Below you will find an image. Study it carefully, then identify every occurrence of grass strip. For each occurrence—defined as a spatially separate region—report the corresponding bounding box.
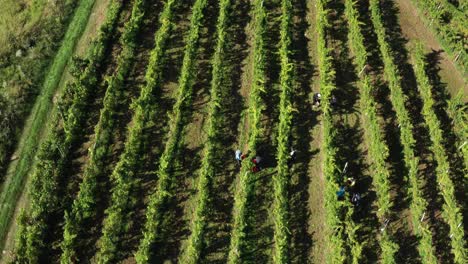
[0,0,96,253]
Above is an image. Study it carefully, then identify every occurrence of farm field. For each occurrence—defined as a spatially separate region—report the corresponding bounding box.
[0,0,466,263]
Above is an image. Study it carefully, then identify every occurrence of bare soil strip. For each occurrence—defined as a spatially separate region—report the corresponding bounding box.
[395,0,466,97]
[304,1,327,262]
[148,0,221,261]
[288,0,316,263]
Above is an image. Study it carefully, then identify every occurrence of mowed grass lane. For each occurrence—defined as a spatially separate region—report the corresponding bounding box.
[0,0,96,252]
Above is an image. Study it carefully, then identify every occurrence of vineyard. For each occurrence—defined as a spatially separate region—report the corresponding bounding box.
[0,0,466,263]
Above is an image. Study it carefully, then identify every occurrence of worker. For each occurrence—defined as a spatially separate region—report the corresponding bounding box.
[313,92,321,107]
[235,149,242,165]
[288,147,296,167]
[351,192,361,206]
[253,156,262,165]
[252,165,260,173]
[290,148,296,160]
[336,186,346,200]
[252,155,262,172]
[330,95,337,108]
[346,177,356,188]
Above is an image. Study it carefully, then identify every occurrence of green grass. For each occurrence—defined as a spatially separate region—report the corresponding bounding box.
[0,0,49,55]
[0,0,96,252]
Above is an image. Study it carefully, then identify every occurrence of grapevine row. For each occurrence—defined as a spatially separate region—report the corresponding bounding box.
[410,0,467,76]
[447,94,468,172]
[59,0,148,262]
[179,0,231,262]
[344,0,401,262]
[317,1,365,262]
[12,1,124,262]
[134,0,208,262]
[92,0,177,262]
[226,0,267,262]
[272,0,294,262]
[437,0,468,37]
[368,0,442,262]
[0,0,96,253]
[316,0,345,261]
[61,1,150,263]
[412,43,466,263]
[317,0,349,261]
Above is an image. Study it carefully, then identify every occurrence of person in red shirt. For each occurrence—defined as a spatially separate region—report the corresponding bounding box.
[251,156,262,172]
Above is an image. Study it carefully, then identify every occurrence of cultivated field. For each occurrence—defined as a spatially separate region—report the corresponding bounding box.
[0,0,466,263]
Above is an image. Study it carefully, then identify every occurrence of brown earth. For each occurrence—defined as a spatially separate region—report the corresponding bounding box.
[395,0,467,98]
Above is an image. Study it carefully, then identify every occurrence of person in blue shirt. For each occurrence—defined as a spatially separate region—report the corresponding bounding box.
[235,149,242,165]
[336,186,346,200]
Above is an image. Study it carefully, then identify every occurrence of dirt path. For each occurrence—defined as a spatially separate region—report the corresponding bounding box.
[115,2,195,263]
[302,1,327,263]
[238,0,285,262]
[73,0,169,261]
[328,0,382,261]
[114,0,221,262]
[356,0,421,261]
[395,0,467,98]
[198,1,252,262]
[287,0,316,263]
[0,0,112,262]
[154,0,220,261]
[389,1,461,262]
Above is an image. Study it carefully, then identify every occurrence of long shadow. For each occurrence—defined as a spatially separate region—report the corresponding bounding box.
[110,0,196,261]
[365,0,454,262]
[240,0,284,262]
[79,0,167,261]
[132,0,192,225]
[380,1,456,262]
[424,50,467,236]
[354,0,421,262]
[287,0,316,263]
[145,0,223,261]
[39,0,142,261]
[201,1,251,263]
[328,0,379,262]
[261,0,282,147]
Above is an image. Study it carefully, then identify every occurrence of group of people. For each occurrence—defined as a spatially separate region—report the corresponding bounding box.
[235,149,262,172]
[235,147,297,173]
[337,177,361,207]
[313,92,337,108]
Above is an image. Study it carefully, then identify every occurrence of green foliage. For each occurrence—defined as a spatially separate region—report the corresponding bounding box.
[316,1,363,263]
[134,0,206,261]
[0,0,95,254]
[344,0,400,262]
[133,0,208,262]
[226,0,266,262]
[447,92,468,172]
[368,1,441,262]
[94,0,177,263]
[57,1,127,262]
[0,0,77,183]
[410,0,467,77]
[271,0,294,262]
[413,42,466,263]
[11,0,123,262]
[179,0,231,262]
